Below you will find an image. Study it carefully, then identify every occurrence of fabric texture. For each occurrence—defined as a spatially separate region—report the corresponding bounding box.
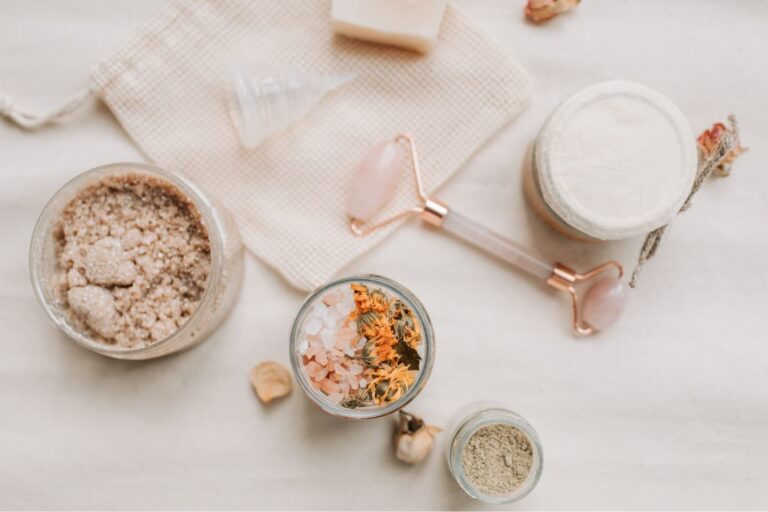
[91,0,530,291]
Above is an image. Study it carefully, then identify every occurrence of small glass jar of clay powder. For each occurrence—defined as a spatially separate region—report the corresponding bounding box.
[524,80,698,241]
[448,403,543,504]
[290,275,434,419]
[30,162,244,360]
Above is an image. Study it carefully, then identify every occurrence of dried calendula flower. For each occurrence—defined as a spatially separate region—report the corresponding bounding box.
[525,0,580,23]
[250,361,293,403]
[389,299,422,349]
[697,115,747,177]
[367,364,415,405]
[394,411,442,464]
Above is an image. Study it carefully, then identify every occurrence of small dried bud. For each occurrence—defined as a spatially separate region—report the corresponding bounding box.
[394,411,442,464]
[525,0,580,23]
[250,361,292,403]
[697,116,747,177]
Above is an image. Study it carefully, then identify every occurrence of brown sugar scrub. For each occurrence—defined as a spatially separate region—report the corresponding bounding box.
[52,173,212,349]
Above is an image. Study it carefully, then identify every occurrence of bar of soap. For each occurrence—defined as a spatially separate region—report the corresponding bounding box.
[331,0,448,53]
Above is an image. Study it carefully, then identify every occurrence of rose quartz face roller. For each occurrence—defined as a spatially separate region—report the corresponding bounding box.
[347,134,628,335]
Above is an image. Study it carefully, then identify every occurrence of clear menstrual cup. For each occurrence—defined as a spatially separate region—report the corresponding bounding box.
[229,64,355,149]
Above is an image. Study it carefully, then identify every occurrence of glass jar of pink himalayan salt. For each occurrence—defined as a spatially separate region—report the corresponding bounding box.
[30,162,244,360]
[289,275,435,419]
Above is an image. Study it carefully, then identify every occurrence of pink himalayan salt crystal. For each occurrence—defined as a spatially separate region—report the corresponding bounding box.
[336,326,357,348]
[299,285,372,405]
[314,367,329,382]
[296,337,309,355]
[582,277,628,331]
[321,379,340,395]
[322,289,343,307]
[347,363,364,375]
[336,301,353,317]
[346,141,405,222]
[322,309,338,329]
[305,361,321,379]
[307,336,322,351]
[320,328,335,350]
[304,315,323,335]
[359,378,367,388]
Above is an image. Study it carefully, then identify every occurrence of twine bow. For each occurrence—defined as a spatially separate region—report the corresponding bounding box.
[629,116,744,287]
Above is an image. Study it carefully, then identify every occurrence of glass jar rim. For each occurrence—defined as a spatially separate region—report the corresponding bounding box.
[448,407,544,504]
[29,161,225,356]
[289,274,435,420]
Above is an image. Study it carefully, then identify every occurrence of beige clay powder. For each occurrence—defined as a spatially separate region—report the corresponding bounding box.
[461,423,534,497]
[53,173,211,349]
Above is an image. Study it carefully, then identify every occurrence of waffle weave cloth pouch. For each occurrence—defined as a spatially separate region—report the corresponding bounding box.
[7,0,531,290]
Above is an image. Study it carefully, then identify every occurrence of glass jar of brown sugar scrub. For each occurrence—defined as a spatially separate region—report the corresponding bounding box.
[447,403,543,504]
[30,162,244,360]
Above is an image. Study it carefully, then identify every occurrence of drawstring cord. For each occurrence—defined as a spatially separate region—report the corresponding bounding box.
[0,89,93,130]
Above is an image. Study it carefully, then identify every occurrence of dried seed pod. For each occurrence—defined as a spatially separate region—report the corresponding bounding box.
[250,361,293,403]
[525,0,580,23]
[394,410,441,464]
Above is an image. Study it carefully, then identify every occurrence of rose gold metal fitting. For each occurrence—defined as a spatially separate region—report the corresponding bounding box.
[349,133,447,236]
[546,260,624,336]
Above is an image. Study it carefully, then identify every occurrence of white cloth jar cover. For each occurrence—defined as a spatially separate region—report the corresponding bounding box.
[86,0,531,291]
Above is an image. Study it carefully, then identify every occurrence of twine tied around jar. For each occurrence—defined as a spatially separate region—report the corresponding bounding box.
[630,115,746,288]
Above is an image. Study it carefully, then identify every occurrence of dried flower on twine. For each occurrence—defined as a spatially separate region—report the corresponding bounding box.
[630,115,746,287]
[697,117,748,177]
[525,0,580,23]
[394,411,442,464]
[250,361,293,403]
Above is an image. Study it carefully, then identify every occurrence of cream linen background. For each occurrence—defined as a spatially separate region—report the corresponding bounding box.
[90,0,530,291]
[1,1,767,510]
